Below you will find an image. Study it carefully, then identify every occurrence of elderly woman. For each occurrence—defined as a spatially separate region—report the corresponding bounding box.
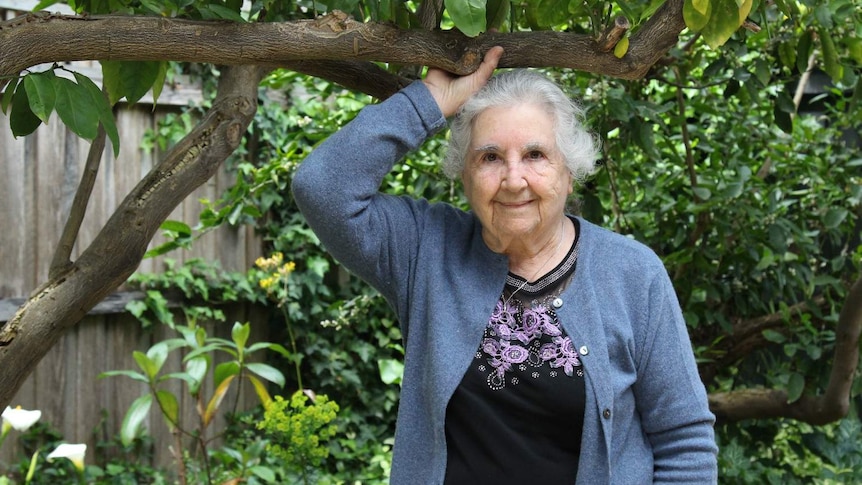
[291,48,718,484]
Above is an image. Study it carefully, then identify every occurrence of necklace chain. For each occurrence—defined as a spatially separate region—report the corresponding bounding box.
[503,219,567,307]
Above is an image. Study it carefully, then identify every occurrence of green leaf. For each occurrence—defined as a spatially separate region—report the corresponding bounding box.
[817,27,843,82]
[10,81,42,137]
[1,77,18,115]
[214,360,241,388]
[184,356,209,395]
[24,71,57,124]
[133,351,159,380]
[692,186,712,200]
[198,4,247,21]
[796,30,813,74]
[53,77,100,140]
[786,372,805,403]
[692,0,709,15]
[699,0,751,48]
[97,369,150,384]
[231,321,251,353]
[73,72,120,156]
[155,390,179,430]
[822,207,848,229]
[32,0,63,10]
[121,394,153,446]
[147,341,174,373]
[485,0,510,31]
[245,362,286,387]
[762,329,786,343]
[378,358,404,385]
[101,60,162,106]
[683,0,711,31]
[250,465,276,482]
[526,0,570,29]
[246,341,290,357]
[160,220,192,236]
[151,61,168,106]
[445,0,486,37]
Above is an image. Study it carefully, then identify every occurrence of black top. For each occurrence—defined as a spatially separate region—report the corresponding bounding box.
[444,218,586,484]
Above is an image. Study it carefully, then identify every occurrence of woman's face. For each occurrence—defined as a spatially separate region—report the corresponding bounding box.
[461,102,573,252]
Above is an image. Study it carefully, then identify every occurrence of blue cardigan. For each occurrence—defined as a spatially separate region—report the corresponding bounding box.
[291,80,718,484]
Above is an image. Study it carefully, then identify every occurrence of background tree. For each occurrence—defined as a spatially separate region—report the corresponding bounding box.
[0,0,859,459]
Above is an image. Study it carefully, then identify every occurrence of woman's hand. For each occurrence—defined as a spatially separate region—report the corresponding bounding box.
[423,46,504,118]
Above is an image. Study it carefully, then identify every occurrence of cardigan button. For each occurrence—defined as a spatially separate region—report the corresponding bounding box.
[603,409,611,419]
[579,345,589,356]
[552,298,563,309]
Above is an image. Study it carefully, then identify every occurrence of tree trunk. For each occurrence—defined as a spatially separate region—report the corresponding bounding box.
[0,65,264,408]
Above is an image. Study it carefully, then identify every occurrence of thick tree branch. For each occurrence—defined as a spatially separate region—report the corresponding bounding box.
[709,276,862,424]
[0,0,688,96]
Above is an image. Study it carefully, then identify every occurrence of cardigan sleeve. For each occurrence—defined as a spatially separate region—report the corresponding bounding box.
[634,269,719,483]
[290,81,447,304]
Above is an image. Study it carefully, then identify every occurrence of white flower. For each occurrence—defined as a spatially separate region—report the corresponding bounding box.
[1,406,41,432]
[47,443,87,471]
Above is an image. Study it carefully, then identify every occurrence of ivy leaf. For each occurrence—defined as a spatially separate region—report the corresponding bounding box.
[10,80,43,137]
[53,77,100,141]
[378,358,404,385]
[24,71,57,124]
[445,0,486,37]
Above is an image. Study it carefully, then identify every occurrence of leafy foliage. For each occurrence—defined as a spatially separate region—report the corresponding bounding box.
[3,0,862,480]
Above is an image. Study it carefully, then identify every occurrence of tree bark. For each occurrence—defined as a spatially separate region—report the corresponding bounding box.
[0,64,263,408]
[0,0,688,97]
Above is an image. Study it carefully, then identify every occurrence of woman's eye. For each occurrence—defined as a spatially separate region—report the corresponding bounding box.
[482,153,500,163]
[527,150,544,160]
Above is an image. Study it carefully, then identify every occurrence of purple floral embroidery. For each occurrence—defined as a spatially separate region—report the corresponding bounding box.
[489,299,519,340]
[522,306,560,341]
[478,295,583,390]
[539,336,580,376]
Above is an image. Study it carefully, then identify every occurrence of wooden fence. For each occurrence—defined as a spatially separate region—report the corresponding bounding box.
[1,1,268,471]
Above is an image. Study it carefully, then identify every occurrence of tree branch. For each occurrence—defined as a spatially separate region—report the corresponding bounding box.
[0,1,688,96]
[709,276,862,424]
[49,119,106,279]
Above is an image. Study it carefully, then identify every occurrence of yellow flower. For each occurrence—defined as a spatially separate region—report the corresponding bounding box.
[278,261,296,277]
[47,443,87,472]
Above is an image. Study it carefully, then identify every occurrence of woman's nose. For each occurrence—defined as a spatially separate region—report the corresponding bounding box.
[501,159,528,190]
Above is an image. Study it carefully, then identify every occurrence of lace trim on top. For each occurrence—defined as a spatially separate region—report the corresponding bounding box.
[503,218,581,305]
